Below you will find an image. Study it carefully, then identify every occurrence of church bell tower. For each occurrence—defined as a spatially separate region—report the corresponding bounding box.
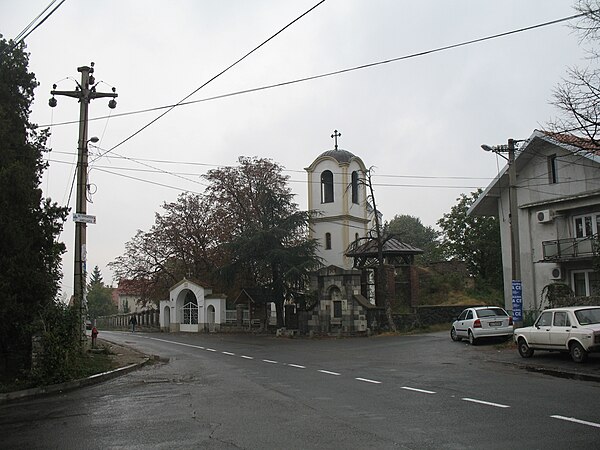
[305,130,370,269]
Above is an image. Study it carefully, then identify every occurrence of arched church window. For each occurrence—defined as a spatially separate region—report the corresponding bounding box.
[351,171,359,204]
[325,232,332,250]
[182,290,198,325]
[321,170,334,203]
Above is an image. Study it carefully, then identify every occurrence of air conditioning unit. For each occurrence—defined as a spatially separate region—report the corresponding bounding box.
[537,209,554,223]
[550,265,564,280]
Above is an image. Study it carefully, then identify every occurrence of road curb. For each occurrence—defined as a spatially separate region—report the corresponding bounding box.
[495,360,600,383]
[0,353,155,405]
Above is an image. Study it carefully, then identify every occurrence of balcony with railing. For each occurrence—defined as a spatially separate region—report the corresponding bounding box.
[542,234,599,261]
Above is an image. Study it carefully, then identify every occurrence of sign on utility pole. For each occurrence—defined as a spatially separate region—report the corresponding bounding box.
[73,213,97,224]
[49,63,117,343]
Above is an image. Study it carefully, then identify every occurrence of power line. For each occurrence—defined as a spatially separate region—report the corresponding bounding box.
[53,149,497,181]
[47,157,484,192]
[13,0,59,42]
[92,149,209,188]
[48,155,486,187]
[41,10,592,130]
[7,0,67,52]
[92,0,327,162]
[92,167,203,194]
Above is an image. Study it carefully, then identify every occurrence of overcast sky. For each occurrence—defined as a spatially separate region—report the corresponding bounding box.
[2,1,589,297]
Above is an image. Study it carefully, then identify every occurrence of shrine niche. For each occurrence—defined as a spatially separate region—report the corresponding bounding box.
[159,278,226,333]
[304,265,381,334]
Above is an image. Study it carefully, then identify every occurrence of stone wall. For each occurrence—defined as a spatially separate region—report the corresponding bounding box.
[97,310,160,331]
[391,305,483,331]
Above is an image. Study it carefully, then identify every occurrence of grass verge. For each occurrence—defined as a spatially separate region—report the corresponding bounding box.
[0,345,115,394]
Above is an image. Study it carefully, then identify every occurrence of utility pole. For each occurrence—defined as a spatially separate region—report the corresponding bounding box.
[49,62,117,343]
[481,138,523,327]
[507,138,523,327]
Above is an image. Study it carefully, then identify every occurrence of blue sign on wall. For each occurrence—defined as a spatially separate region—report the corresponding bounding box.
[512,280,523,321]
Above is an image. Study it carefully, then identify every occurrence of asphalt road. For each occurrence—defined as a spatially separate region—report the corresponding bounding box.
[2,330,600,449]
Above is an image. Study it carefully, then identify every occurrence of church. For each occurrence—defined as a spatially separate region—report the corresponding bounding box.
[301,130,383,334]
[158,130,421,334]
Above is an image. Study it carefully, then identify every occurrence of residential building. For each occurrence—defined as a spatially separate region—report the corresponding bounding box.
[114,279,150,313]
[469,130,600,315]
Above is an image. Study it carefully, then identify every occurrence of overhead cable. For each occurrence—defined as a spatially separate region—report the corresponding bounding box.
[42,10,593,130]
[92,0,327,162]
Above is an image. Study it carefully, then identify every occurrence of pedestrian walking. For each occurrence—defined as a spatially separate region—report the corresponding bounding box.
[129,315,137,332]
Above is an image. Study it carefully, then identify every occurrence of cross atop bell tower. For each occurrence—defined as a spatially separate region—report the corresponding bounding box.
[331,129,341,150]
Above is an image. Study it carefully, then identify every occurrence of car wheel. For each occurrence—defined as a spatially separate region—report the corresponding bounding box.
[570,342,588,363]
[468,330,477,345]
[450,327,461,342]
[517,338,534,358]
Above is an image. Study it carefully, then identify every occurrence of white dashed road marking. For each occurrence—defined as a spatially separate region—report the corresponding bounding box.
[401,386,436,394]
[355,377,382,384]
[150,337,204,350]
[462,398,510,408]
[287,364,306,369]
[262,359,278,364]
[222,352,235,356]
[318,370,341,376]
[241,355,254,360]
[551,415,600,428]
[206,348,216,352]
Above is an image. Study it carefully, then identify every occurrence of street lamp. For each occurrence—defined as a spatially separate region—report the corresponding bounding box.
[481,139,523,327]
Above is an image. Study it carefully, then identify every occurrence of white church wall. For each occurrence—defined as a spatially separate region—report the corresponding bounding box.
[160,280,227,333]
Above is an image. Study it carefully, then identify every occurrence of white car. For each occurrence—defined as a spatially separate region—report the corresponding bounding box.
[451,307,514,345]
[514,306,600,363]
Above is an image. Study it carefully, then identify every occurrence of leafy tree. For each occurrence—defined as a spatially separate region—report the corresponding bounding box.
[0,36,69,376]
[385,214,442,262]
[110,192,218,304]
[437,190,502,289]
[111,157,321,327]
[550,1,600,144]
[86,266,116,319]
[204,157,321,327]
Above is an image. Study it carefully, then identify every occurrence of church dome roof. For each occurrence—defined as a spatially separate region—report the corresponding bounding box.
[318,148,356,163]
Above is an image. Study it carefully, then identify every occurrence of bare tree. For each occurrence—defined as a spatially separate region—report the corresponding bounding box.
[551,1,600,145]
[363,168,397,332]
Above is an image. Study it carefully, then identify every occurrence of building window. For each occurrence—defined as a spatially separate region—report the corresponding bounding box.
[572,270,600,297]
[574,213,600,238]
[333,301,342,318]
[548,155,558,184]
[330,287,342,318]
[351,171,359,204]
[321,170,334,203]
[325,232,332,250]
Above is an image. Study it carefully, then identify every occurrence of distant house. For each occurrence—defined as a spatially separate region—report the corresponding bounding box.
[469,130,600,315]
[114,279,151,313]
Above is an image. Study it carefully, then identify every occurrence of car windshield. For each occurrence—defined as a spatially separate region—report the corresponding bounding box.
[477,308,507,318]
[574,308,600,325]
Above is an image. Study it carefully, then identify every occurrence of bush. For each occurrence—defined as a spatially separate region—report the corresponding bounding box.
[30,302,81,385]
